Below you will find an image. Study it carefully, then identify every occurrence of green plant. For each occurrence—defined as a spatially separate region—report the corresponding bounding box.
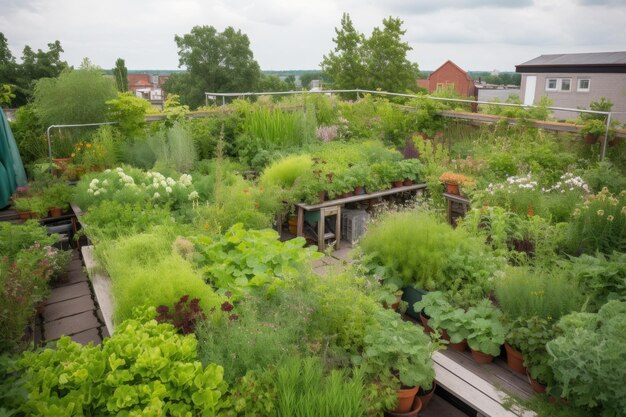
[565,188,626,254]
[106,91,151,138]
[563,252,626,312]
[150,123,198,173]
[1,310,228,416]
[70,125,118,170]
[42,181,73,210]
[507,316,556,386]
[357,309,437,389]
[98,228,222,322]
[13,195,48,217]
[193,224,321,298]
[465,300,507,356]
[414,291,469,344]
[581,161,626,194]
[196,288,317,384]
[259,154,313,189]
[580,119,607,137]
[221,369,278,417]
[398,158,423,182]
[275,357,366,417]
[0,221,56,257]
[546,301,626,414]
[495,267,583,321]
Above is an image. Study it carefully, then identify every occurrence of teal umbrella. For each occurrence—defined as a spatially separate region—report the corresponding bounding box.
[0,109,27,209]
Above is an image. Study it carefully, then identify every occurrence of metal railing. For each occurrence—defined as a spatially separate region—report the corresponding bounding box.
[205,88,614,160]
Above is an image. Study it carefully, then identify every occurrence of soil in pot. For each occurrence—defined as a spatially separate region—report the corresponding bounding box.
[470,349,495,364]
[18,210,33,221]
[385,396,422,417]
[354,186,365,195]
[504,342,527,374]
[394,386,419,413]
[417,382,436,410]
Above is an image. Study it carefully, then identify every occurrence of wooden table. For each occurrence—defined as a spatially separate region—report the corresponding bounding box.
[443,192,470,226]
[295,184,427,250]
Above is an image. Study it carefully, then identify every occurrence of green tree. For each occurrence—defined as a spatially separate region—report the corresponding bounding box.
[320,13,367,90]
[0,33,17,89]
[0,84,15,106]
[284,75,296,90]
[364,17,419,92]
[321,15,419,93]
[164,25,261,108]
[33,67,117,126]
[106,91,151,137]
[258,74,289,92]
[299,71,325,89]
[112,58,129,91]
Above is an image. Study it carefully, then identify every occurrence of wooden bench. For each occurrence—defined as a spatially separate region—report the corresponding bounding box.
[295,184,427,250]
[81,245,115,335]
[433,350,536,417]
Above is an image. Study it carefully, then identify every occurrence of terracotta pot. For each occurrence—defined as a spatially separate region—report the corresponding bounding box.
[526,370,546,394]
[385,396,422,417]
[419,313,433,334]
[403,179,414,186]
[287,217,298,235]
[445,183,460,195]
[504,342,527,374]
[49,207,63,218]
[470,348,495,364]
[354,185,365,195]
[18,210,33,221]
[449,339,468,352]
[52,157,72,175]
[318,191,326,203]
[392,180,404,188]
[344,191,355,197]
[583,133,598,144]
[417,382,436,410]
[394,386,419,413]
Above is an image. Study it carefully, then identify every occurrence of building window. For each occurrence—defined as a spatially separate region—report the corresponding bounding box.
[546,78,572,92]
[578,78,590,92]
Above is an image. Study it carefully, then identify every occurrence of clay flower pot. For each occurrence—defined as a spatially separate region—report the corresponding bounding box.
[445,183,460,195]
[394,386,419,413]
[417,382,436,410]
[448,339,468,352]
[470,348,494,364]
[403,179,414,186]
[526,370,546,394]
[392,180,404,188]
[385,396,422,417]
[18,210,33,221]
[419,313,433,334]
[49,207,63,218]
[504,342,526,374]
[354,186,365,195]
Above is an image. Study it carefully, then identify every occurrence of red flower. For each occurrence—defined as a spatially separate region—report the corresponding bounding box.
[221,301,234,312]
[228,314,239,321]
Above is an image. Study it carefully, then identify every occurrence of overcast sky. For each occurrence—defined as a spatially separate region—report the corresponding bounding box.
[1,0,625,72]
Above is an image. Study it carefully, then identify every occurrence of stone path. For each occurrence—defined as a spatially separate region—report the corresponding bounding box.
[37,249,108,346]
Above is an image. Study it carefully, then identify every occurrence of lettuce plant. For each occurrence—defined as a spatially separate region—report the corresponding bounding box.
[465,300,507,356]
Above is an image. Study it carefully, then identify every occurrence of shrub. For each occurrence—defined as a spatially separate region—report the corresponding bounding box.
[259,154,313,189]
[193,224,321,298]
[99,229,222,323]
[106,91,151,138]
[1,311,228,416]
[495,267,584,321]
[565,187,626,254]
[547,301,626,414]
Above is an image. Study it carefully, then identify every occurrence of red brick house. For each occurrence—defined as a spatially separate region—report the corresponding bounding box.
[417,60,476,98]
[128,73,170,101]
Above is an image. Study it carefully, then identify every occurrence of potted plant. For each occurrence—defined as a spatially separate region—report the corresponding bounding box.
[42,182,73,217]
[509,317,555,393]
[371,161,401,189]
[465,300,507,364]
[579,119,606,144]
[438,172,476,195]
[358,309,438,414]
[414,291,469,351]
[398,159,423,186]
[14,195,48,220]
[347,163,370,195]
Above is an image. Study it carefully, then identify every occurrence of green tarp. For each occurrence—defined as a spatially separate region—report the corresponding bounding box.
[0,109,27,208]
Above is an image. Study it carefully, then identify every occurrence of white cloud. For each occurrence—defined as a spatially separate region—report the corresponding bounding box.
[0,0,624,72]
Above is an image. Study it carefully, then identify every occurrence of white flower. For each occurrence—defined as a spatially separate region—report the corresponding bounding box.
[179,174,193,187]
[188,191,199,201]
[104,169,111,173]
[94,190,100,196]
[116,167,124,173]
[607,215,614,222]
[160,181,167,188]
[597,210,605,216]
[87,188,94,194]
[153,192,161,199]
[102,179,109,186]
[165,186,173,193]
[166,177,176,187]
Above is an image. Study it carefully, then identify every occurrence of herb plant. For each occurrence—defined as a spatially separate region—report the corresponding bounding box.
[465,300,507,357]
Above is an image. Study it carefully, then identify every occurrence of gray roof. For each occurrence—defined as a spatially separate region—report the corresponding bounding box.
[518,52,626,67]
